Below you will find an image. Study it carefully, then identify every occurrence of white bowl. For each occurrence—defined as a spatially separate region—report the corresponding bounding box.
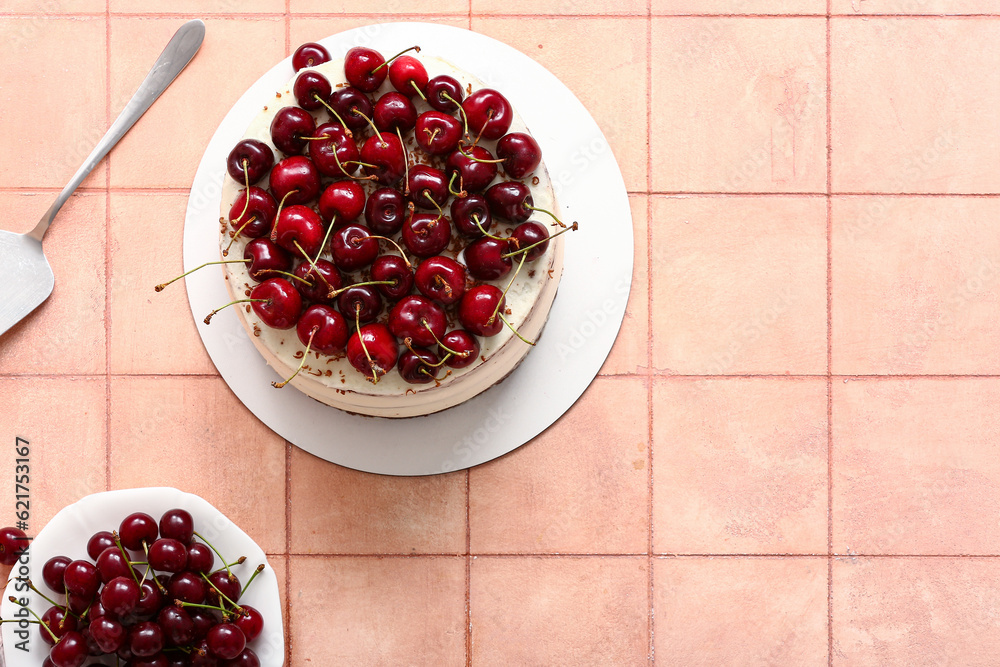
[0,487,284,666]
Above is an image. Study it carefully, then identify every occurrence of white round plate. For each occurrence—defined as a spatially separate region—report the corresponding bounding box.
[0,488,284,666]
[183,22,633,476]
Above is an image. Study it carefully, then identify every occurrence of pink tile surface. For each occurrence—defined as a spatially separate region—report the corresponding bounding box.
[833,378,1000,555]
[834,557,1000,665]
[654,557,828,664]
[470,556,649,665]
[654,378,828,554]
[831,18,1000,193]
[3,5,1000,664]
[651,17,827,193]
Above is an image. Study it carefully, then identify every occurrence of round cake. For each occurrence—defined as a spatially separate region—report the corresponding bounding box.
[218,44,568,418]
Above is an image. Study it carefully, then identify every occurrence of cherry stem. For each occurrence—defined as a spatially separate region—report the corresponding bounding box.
[235,160,252,222]
[356,305,380,385]
[204,298,269,325]
[490,251,526,324]
[7,596,58,643]
[214,557,246,573]
[155,259,249,292]
[423,127,440,146]
[501,221,579,258]
[274,325,318,389]
[312,95,353,136]
[423,352,452,368]
[527,204,568,228]
[113,532,142,587]
[331,148,376,181]
[500,312,535,346]
[409,79,427,101]
[397,126,410,195]
[343,160,379,169]
[14,578,62,613]
[470,108,495,149]
[353,109,384,143]
[224,216,257,257]
[442,92,470,137]
[174,599,234,617]
[371,45,421,73]
[421,190,446,217]
[448,171,467,198]
[241,563,266,597]
[199,572,244,613]
[422,324,469,358]
[253,269,311,286]
[327,279,394,300]
[270,189,299,242]
[458,145,503,164]
[367,235,412,268]
[193,531,233,578]
[472,214,504,241]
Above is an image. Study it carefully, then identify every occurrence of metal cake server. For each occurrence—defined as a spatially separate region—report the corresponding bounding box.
[0,19,205,339]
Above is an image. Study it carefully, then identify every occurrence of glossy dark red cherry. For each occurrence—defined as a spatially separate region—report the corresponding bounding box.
[269,155,321,206]
[460,284,505,337]
[234,606,264,643]
[186,543,214,574]
[373,91,417,133]
[330,86,374,131]
[485,180,532,223]
[297,305,349,354]
[331,224,379,272]
[402,213,451,258]
[292,42,331,71]
[451,194,493,238]
[370,254,414,300]
[496,132,542,178]
[157,605,195,646]
[308,123,360,178]
[397,347,441,384]
[512,221,550,261]
[41,606,77,646]
[229,186,277,239]
[293,70,332,111]
[224,648,261,667]
[43,555,71,593]
[129,620,164,657]
[319,180,366,225]
[425,75,464,112]
[446,145,499,193]
[346,323,399,382]
[415,111,462,155]
[250,278,303,330]
[338,284,383,324]
[344,46,387,93]
[440,329,480,368]
[365,187,406,235]
[148,538,188,573]
[135,578,165,617]
[227,139,274,185]
[89,616,125,653]
[63,559,101,599]
[120,512,158,550]
[158,509,194,545]
[463,88,513,140]
[293,259,343,303]
[206,570,242,606]
[407,164,449,210]
[272,204,324,258]
[49,630,88,667]
[167,571,207,605]
[100,576,140,617]
[87,531,116,561]
[269,106,315,155]
[415,256,466,306]
[389,55,428,97]
[360,132,405,185]
[96,546,137,585]
[388,295,447,348]
[244,238,292,282]
[463,236,513,281]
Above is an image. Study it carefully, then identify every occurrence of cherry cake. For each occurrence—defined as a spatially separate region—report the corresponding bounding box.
[216,43,572,418]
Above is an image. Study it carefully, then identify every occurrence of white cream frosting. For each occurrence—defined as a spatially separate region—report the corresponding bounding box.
[220,55,564,418]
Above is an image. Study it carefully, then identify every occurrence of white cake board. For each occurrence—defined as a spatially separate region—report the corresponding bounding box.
[183,22,633,476]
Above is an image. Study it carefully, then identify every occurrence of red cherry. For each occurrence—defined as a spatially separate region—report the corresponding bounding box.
[100,576,140,617]
[293,259,343,304]
[397,347,442,384]
[223,648,261,667]
[292,42,331,72]
[463,88,513,140]
[43,555,71,593]
[511,221,550,261]
[485,180,532,223]
[63,559,100,599]
[388,295,447,348]
[250,278,303,330]
[365,187,407,235]
[460,284,505,337]
[373,91,417,133]
[330,224,380,272]
[370,254,414,300]
[96,546,137,585]
[389,55,428,97]
[158,509,194,544]
[293,70,332,111]
[129,620,164,657]
[229,187,277,239]
[157,605,195,646]
[48,630,88,667]
[329,86,374,132]
[415,111,462,155]
[148,538,188,573]
[402,213,451,258]
[269,106,315,155]
[186,542,214,574]
[272,204,325,258]
[338,284,383,324]
[425,75,464,112]
[344,46,387,93]
[233,606,264,643]
[227,139,273,185]
[497,132,542,179]
[446,145,499,194]
[0,526,26,565]
[89,616,125,653]
[415,256,466,306]
[244,238,292,282]
[346,323,399,382]
[86,531,116,561]
[319,180,366,225]
[269,155,321,206]
[464,236,513,281]
[120,512,158,550]
[41,606,78,646]
[308,123,360,178]
[206,570,242,607]
[407,164,450,210]
[360,132,406,185]
[440,329,480,369]
[297,305,349,354]
[451,194,493,238]
[167,571,207,605]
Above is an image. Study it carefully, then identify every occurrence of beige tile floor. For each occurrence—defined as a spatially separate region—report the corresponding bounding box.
[2,3,1000,665]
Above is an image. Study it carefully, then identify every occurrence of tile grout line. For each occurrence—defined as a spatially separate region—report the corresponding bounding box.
[10,11,1000,19]
[826,2,834,665]
[104,0,112,495]
[465,470,472,667]
[284,0,290,58]
[646,6,655,665]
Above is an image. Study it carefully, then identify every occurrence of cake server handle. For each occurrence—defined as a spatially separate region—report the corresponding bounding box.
[28,19,206,242]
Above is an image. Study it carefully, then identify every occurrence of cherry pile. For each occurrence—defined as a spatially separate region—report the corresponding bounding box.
[161,41,577,389]
[3,510,266,667]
